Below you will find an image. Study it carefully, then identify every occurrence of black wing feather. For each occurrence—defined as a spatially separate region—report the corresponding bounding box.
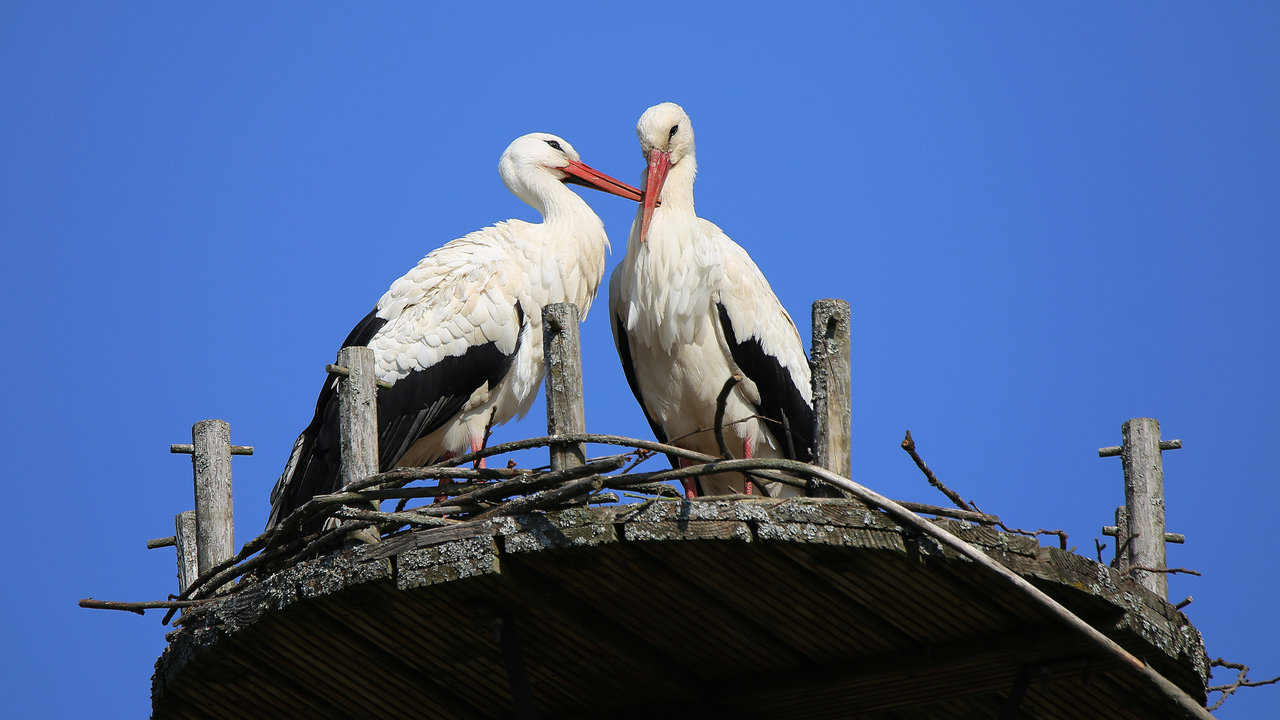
[715,302,815,464]
[268,303,525,531]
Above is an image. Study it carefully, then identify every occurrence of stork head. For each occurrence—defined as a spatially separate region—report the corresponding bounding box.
[499,133,641,213]
[635,102,695,242]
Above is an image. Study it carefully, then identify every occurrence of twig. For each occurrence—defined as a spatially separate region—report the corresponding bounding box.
[603,461,808,494]
[618,482,683,498]
[471,475,603,521]
[714,374,751,494]
[994,523,1069,551]
[621,449,655,474]
[1207,657,1280,710]
[1126,565,1202,577]
[660,413,772,453]
[893,500,999,525]
[900,430,976,512]
[714,375,742,461]
[449,456,625,508]
[330,507,462,529]
[79,598,214,615]
[478,407,499,469]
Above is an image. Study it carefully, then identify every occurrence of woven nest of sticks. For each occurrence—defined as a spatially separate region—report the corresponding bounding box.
[161,432,893,627]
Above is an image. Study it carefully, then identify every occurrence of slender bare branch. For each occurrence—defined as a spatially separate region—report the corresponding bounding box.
[901,430,976,512]
[1207,657,1280,710]
[79,598,214,615]
[1126,565,1202,577]
[714,374,742,460]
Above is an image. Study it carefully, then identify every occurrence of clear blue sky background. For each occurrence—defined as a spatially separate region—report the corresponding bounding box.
[3,3,1276,717]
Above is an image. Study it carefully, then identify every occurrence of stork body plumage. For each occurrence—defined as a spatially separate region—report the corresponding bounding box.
[610,103,830,498]
[268,133,641,530]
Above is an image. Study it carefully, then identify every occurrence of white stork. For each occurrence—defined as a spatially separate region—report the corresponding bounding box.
[268,133,642,530]
[609,102,835,499]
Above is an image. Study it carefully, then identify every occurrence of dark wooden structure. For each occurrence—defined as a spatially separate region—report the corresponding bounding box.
[152,497,1207,719]
[135,301,1213,718]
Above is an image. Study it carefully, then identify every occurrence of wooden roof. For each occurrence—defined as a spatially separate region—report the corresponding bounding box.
[152,497,1207,719]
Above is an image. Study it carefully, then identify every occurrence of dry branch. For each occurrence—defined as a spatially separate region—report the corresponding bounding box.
[714,374,742,461]
[1126,565,1202,577]
[1207,657,1280,711]
[79,598,213,615]
[900,430,976,512]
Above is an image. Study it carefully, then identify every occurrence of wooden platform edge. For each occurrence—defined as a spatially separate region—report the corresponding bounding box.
[153,497,1209,713]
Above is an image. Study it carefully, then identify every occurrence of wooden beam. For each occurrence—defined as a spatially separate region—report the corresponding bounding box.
[811,299,851,489]
[498,556,704,695]
[190,419,234,576]
[174,510,199,595]
[1120,418,1169,598]
[705,625,1121,715]
[542,303,586,471]
[336,346,381,545]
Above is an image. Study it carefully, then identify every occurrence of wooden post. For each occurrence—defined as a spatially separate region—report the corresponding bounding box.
[174,511,199,595]
[1109,506,1130,569]
[811,299,852,487]
[190,419,235,576]
[335,345,381,544]
[1097,418,1183,598]
[543,303,586,471]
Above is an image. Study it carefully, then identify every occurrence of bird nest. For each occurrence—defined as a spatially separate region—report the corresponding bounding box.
[156,432,878,626]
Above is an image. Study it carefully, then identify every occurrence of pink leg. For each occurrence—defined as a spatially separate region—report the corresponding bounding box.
[742,437,754,495]
[677,457,698,499]
[471,436,486,470]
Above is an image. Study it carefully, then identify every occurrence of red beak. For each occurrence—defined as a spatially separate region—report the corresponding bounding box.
[561,160,644,202]
[639,148,671,243]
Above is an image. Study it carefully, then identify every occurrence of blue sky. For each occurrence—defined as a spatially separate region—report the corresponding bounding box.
[3,3,1277,717]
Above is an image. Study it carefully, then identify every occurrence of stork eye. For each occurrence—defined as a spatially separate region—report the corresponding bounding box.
[668,125,679,140]
[545,140,563,151]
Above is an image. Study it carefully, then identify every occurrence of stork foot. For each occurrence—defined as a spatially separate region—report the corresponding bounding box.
[677,458,699,499]
[680,478,698,500]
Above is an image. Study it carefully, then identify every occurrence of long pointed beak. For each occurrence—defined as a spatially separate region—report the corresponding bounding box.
[639,148,671,243]
[561,160,644,202]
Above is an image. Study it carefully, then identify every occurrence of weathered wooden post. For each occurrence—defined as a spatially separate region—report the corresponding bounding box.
[167,424,251,592]
[811,299,851,493]
[1098,418,1184,597]
[173,511,199,594]
[168,419,238,576]
[543,303,586,471]
[330,345,382,544]
[145,510,200,598]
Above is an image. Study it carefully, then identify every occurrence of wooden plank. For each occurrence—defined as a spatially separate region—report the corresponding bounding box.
[497,555,705,694]
[191,419,234,576]
[542,303,585,470]
[711,625,1121,716]
[396,536,501,590]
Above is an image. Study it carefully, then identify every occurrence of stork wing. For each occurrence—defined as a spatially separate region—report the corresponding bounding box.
[269,236,527,530]
[714,301,814,463]
[706,225,815,465]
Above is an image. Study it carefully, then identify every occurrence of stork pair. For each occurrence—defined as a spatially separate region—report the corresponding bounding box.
[268,102,832,532]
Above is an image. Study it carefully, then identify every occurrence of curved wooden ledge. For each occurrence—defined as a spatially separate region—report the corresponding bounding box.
[153,498,1207,719]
